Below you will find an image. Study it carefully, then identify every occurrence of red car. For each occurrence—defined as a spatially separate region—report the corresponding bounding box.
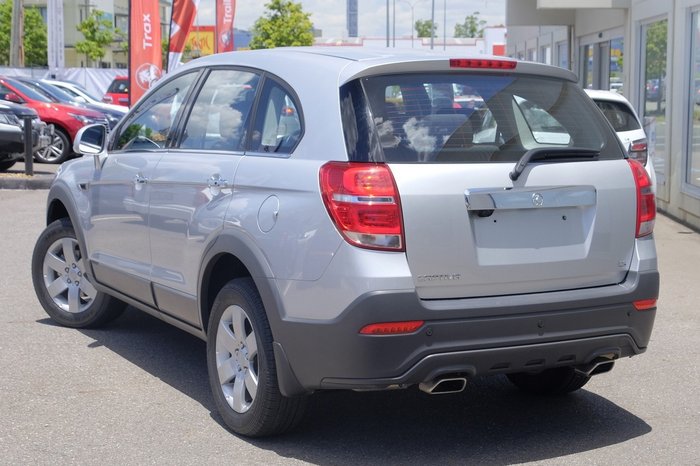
[102,76,129,107]
[0,77,107,164]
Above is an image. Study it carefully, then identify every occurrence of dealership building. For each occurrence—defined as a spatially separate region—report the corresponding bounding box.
[507,0,700,231]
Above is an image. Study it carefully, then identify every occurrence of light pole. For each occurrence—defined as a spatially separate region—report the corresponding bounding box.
[443,0,446,51]
[386,0,390,47]
[430,0,435,50]
[400,0,424,48]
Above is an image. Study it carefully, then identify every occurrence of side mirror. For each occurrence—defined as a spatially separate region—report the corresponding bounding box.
[73,124,107,169]
[4,92,23,104]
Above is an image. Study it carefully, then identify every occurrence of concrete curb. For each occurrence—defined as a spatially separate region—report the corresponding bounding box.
[0,173,55,190]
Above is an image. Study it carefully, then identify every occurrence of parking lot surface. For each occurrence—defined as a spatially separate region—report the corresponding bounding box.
[1,189,698,465]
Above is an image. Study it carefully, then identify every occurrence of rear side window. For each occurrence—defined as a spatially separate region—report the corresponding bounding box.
[592,100,642,132]
[248,80,302,154]
[341,73,623,163]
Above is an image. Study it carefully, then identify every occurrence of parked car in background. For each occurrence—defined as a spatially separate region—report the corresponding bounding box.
[16,78,123,131]
[102,76,129,107]
[42,79,126,114]
[0,76,108,164]
[33,49,659,437]
[0,100,51,171]
[645,78,664,102]
[586,89,656,190]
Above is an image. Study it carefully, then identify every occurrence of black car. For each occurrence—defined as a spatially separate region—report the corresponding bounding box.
[15,77,123,129]
[0,100,51,171]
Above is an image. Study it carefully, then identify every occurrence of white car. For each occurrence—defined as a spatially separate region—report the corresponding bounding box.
[42,79,127,115]
[585,89,656,190]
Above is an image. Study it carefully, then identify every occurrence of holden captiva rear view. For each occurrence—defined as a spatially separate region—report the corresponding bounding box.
[32,49,659,438]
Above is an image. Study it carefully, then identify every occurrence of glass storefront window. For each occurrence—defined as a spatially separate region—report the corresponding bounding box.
[641,19,668,187]
[610,38,624,94]
[581,44,593,88]
[689,13,700,189]
[557,42,569,69]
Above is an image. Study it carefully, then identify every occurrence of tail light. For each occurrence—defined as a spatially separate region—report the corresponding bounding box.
[320,162,404,251]
[628,138,648,166]
[628,159,655,237]
[633,298,657,311]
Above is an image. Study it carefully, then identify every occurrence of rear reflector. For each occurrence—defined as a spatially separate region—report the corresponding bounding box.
[628,159,655,238]
[633,299,657,311]
[450,59,517,70]
[359,321,424,335]
[320,162,404,251]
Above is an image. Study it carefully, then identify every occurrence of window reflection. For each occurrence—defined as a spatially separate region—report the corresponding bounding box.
[641,19,667,187]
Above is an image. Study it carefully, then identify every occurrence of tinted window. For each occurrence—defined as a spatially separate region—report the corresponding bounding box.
[249,80,302,154]
[342,74,623,163]
[108,79,129,94]
[592,100,642,132]
[113,72,198,151]
[5,79,52,103]
[178,69,259,151]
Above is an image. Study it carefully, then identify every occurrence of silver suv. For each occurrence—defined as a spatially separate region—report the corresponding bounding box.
[32,49,659,437]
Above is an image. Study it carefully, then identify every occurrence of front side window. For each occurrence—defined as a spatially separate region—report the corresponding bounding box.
[113,72,198,151]
[341,73,622,164]
[178,69,260,151]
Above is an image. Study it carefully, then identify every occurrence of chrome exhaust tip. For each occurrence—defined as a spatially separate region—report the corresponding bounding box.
[419,377,467,395]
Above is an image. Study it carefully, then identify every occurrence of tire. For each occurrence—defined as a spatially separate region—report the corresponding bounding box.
[31,218,126,328]
[207,278,307,437]
[507,367,590,396]
[34,128,71,164]
[0,160,16,171]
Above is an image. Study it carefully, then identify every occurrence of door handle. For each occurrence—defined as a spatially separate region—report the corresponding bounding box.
[207,175,229,189]
[134,174,149,184]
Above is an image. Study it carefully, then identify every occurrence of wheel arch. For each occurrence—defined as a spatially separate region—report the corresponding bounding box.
[44,183,91,270]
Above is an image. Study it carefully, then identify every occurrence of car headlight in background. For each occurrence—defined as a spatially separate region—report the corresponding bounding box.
[68,113,99,125]
[0,112,22,127]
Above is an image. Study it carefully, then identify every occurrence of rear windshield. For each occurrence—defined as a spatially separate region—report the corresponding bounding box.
[592,99,642,132]
[108,79,129,94]
[340,73,623,163]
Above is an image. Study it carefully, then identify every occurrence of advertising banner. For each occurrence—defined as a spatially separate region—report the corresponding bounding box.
[129,0,162,106]
[216,0,236,53]
[168,0,200,72]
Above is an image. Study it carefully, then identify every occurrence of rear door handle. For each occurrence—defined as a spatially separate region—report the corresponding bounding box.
[134,174,149,184]
[207,175,229,189]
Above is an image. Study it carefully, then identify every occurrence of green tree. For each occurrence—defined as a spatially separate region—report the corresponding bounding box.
[454,11,486,38]
[0,0,47,66]
[644,19,667,114]
[75,9,117,66]
[415,19,437,38]
[250,0,314,49]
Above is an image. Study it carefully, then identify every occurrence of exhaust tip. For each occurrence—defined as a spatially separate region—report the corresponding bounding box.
[419,377,467,395]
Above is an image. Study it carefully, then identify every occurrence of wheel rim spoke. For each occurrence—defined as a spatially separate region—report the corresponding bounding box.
[67,284,80,313]
[45,252,66,274]
[46,276,68,298]
[245,333,257,360]
[217,356,237,385]
[61,238,78,265]
[244,369,258,400]
[217,318,240,355]
[231,375,247,413]
[231,308,247,346]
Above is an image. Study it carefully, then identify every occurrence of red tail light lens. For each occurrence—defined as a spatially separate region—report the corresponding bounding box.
[629,138,648,166]
[359,321,424,335]
[320,162,404,251]
[628,159,655,237]
[449,59,517,70]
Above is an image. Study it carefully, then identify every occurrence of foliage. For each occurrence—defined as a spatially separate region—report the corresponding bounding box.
[0,0,48,66]
[415,19,437,38]
[645,19,667,81]
[250,0,314,49]
[454,12,486,38]
[75,9,116,66]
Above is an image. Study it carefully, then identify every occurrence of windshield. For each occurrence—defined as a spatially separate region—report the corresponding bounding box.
[592,99,642,132]
[341,73,623,163]
[7,79,52,103]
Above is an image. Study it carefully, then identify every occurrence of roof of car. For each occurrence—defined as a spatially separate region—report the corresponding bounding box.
[584,89,632,105]
[178,47,578,84]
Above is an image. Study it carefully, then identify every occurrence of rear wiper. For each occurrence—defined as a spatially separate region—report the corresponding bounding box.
[509,147,600,181]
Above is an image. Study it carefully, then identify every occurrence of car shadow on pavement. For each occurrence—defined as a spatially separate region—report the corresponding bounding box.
[39,306,651,463]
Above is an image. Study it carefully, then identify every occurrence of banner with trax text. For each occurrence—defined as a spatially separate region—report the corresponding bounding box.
[169,0,200,72]
[129,0,162,106]
[216,0,236,53]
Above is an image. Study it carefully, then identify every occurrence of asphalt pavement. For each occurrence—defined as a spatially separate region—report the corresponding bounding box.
[0,189,698,465]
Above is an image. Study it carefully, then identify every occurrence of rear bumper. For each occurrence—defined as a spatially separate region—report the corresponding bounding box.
[271,270,658,395]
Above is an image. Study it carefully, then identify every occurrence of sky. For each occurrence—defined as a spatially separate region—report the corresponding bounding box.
[195,0,505,39]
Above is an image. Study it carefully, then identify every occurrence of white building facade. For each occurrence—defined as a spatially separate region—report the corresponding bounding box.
[506,0,700,231]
